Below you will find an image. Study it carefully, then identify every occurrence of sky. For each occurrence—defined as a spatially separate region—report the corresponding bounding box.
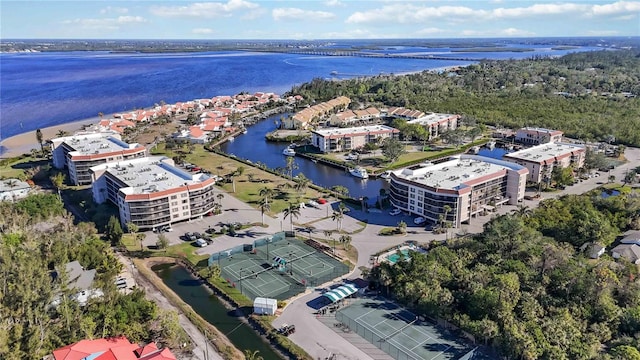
[1,0,639,40]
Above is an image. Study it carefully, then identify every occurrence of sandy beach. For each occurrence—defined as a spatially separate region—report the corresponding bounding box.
[0,117,100,158]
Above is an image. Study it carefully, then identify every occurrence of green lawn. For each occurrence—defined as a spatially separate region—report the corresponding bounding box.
[0,155,40,179]
[162,241,209,266]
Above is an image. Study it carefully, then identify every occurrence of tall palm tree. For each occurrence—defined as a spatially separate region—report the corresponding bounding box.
[259,197,271,226]
[36,128,44,155]
[293,174,310,194]
[511,204,532,218]
[216,193,225,205]
[285,156,298,179]
[282,203,301,231]
[332,208,344,232]
[259,186,275,203]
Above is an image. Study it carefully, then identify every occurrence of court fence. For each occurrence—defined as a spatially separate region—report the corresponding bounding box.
[336,310,419,360]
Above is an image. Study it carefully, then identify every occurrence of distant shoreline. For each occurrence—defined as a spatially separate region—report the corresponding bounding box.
[0,117,99,158]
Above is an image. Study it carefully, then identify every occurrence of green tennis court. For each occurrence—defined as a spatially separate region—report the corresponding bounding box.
[336,298,473,360]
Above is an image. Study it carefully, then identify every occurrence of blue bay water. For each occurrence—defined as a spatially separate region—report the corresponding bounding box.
[0,43,599,142]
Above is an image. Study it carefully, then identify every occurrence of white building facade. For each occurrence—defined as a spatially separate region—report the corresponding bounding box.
[407,113,460,140]
[515,127,563,145]
[389,155,528,228]
[51,133,146,185]
[90,156,217,229]
[503,142,586,183]
[311,125,400,153]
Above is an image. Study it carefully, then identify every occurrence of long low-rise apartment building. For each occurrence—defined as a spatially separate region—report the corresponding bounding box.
[90,156,217,229]
[311,125,399,153]
[51,132,146,185]
[389,155,528,228]
[502,142,585,183]
[407,112,460,140]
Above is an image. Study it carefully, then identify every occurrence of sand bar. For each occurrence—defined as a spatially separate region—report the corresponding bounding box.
[0,117,100,158]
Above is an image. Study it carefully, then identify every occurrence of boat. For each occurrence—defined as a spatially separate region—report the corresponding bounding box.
[349,167,369,179]
[486,140,496,150]
[228,136,235,142]
[282,147,296,156]
[470,146,480,154]
[330,70,338,75]
[242,129,248,134]
[379,171,392,180]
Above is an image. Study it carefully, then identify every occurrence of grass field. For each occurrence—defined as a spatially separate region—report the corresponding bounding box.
[151,144,327,214]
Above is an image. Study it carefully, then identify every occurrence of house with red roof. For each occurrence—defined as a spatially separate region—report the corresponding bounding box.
[50,336,176,360]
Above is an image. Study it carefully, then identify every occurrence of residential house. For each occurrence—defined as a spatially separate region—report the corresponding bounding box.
[50,336,176,360]
[621,231,640,246]
[282,96,351,129]
[386,106,426,120]
[611,244,640,264]
[0,178,31,202]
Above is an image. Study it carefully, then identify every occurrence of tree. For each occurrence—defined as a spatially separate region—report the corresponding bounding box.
[244,350,264,360]
[381,137,406,163]
[611,345,640,360]
[126,222,140,250]
[56,129,69,137]
[204,264,221,283]
[216,193,225,206]
[339,234,352,250]
[259,197,271,226]
[332,206,345,232]
[156,234,169,249]
[293,173,310,194]
[50,172,66,199]
[285,156,298,179]
[397,220,407,234]
[35,128,44,155]
[236,166,245,177]
[282,203,300,231]
[105,216,124,246]
[331,185,349,197]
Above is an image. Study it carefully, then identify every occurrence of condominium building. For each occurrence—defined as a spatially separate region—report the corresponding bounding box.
[503,142,585,183]
[311,125,400,153]
[51,133,146,185]
[515,127,563,145]
[389,155,528,228]
[90,156,217,229]
[407,112,460,140]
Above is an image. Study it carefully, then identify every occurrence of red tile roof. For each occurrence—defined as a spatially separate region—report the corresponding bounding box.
[53,337,176,360]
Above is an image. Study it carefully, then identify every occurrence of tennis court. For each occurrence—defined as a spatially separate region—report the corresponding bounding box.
[210,233,350,300]
[336,298,473,360]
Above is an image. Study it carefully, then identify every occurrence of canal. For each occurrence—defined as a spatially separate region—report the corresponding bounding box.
[152,263,282,360]
[220,114,387,199]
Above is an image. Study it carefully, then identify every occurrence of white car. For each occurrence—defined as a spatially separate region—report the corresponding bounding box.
[413,217,426,225]
[307,200,320,208]
[389,208,402,216]
[194,238,207,247]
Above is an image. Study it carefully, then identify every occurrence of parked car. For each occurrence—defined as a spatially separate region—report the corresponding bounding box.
[413,217,426,225]
[194,239,207,247]
[389,208,402,216]
[308,200,320,208]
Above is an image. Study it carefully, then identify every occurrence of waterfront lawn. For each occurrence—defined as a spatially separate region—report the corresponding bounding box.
[162,242,209,267]
[152,143,326,214]
[0,155,42,179]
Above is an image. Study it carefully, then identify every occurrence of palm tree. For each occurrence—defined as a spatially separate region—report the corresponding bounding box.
[56,129,69,137]
[259,186,275,203]
[36,128,44,155]
[244,350,264,360]
[324,230,334,254]
[282,203,301,231]
[339,234,352,250]
[397,220,407,234]
[332,208,344,232]
[285,156,298,179]
[204,264,221,283]
[511,204,532,218]
[259,197,271,226]
[216,193,225,206]
[293,173,311,194]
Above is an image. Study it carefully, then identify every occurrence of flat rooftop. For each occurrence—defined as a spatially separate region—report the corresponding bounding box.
[407,112,457,126]
[392,155,524,191]
[61,133,141,156]
[504,142,584,162]
[313,125,398,137]
[93,156,212,196]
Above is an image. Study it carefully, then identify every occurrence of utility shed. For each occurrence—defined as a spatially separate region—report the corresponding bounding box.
[254,297,277,315]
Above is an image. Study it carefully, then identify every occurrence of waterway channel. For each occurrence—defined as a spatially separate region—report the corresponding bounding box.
[152,263,282,360]
[220,113,388,199]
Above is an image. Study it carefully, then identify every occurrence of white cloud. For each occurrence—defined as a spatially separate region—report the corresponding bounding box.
[346,1,640,24]
[272,8,336,21]
[325,0,345,6]
[150,0,259,18]
[416,27,446,35]
[192,28,214,34]
[61,16,147,30]
[100,6,129,15]
[461,28,535,37]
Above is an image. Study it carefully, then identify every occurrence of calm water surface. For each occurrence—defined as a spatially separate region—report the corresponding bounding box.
[152,263,282,360]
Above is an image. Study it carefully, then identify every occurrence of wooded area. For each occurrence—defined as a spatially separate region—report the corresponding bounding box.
[287,50,640,146]
[370,188,640,359]
[0,194,190,359]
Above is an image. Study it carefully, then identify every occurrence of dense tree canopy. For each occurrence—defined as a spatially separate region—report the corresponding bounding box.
[369,189,640,359]
[0,195,189,359]
[287,50,640,146]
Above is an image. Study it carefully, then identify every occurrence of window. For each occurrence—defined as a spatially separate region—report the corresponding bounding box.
[410,188,416,193]
[182,205,189,210]
[171,201,178,206]
[181,193,188,198]
[410,200,415,205]
[171,195,177,200]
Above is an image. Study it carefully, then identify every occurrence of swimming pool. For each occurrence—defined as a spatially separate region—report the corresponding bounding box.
[386,249,411,264]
